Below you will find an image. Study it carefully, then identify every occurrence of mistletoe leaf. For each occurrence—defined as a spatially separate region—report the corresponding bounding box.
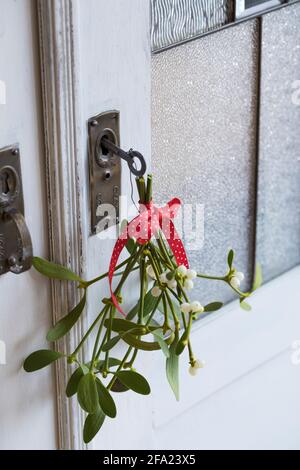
[33,256,84,283]
[83,409,106,444]
[96,378,117,418]
[102,335,121,352]
[66,365,88,397]
[227,249,234,270]
[47,293,87,341]
[152,329,170,358]
[204,302,223,312]
[77,373,98,414]
[102,327,146,352]
[166,340,179,401]
[104,318,144,333]
[110,378,130,393]
[23,349,64,372]
[252,263,263,292]
[123,335,161,351]
[115,371,151,395]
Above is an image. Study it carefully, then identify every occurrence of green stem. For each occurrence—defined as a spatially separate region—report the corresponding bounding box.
[89,305,110,371]
[151,244,173,270]
[138,256,146,324]
[197,273,227,281]
[72,304,107,357]
[177,287,195,364]
[145,174,153,203]
[114,245,144,296]
[103,306,115,372]
[84,256,132,287]
[126,348,138,368]
[145,294,163,327]
[165,290,180,330]
[107,347,133,390]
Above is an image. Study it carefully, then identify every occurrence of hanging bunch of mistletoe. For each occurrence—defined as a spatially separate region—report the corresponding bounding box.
[23,174,261,443]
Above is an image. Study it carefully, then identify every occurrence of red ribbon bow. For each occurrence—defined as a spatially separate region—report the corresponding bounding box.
[109,198,189,315]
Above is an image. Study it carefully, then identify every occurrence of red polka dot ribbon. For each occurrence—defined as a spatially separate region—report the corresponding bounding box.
[109,198,189,315]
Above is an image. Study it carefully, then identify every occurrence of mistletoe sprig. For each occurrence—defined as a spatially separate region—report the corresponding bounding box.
[23,174,262,443]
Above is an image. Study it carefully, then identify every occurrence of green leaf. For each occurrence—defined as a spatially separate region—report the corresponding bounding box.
[175,331,189,356]
[83,409,105,444]
[23,349,63,372]
[204,302,224,312]
[33,256,84,283]
[110,378,130,393]
[252,263,263,292]
[66,365,88,397]
[126,289,158,321]
[104,318,144,333]
[104,318,156,335]
[96,378,117,418]
[115,371,151,395]
[166,340,179,401]
[47,293,86,342]
[96,358,121,372]
[102,335,121,352]
[152,329,170,358]
[227,249,234,269]
[240,300,252,311]
[77,373,99,414]
[123,334,161,351]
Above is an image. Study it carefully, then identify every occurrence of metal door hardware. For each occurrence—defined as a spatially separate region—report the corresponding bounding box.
[88,110,147,235]
[0,145,33,276]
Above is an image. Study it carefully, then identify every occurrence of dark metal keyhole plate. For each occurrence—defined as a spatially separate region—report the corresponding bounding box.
[0,145,33,276]
[88,111,121,235]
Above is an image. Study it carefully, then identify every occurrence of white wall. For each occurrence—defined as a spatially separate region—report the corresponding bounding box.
[0,0,57,450]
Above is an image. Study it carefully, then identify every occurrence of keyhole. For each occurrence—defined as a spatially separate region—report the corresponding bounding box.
[1,171,10,194]
[0,167,18,206]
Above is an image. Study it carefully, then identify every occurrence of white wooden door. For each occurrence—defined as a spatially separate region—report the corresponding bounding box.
[1,0,299,451]
[74,0,300,451]
[0,0,57,450]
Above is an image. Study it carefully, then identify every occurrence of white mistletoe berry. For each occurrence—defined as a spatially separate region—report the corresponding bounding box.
[230,276,241,289]
[190,301,204,314]
[167,279,177,289]
[159,271,168,283]
[186,269,197,280]
[177,265,187,276]
[189,359,205,376]
[235,271,244,282]
[189,365,198,376]
[146,265,156,279]
[184,279,194,291]
[151,286,162,298]
[180,302,192,314]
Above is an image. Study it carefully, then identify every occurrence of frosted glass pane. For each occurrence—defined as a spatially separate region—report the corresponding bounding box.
[151,0,234,51]
[255,3,300,282]
[152,21,258,305]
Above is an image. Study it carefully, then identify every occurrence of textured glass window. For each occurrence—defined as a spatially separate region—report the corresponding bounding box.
[152,21,259,305]
[151,0,234,51]
[255,3,300,282]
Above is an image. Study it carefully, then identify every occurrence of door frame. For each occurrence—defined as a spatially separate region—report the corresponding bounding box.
[37,0,85,450]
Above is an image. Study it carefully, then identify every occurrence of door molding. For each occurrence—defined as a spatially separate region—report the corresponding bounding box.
[37,0,86,450]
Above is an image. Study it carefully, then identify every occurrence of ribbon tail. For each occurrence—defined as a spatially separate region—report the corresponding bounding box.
[161,219,189,269]
[108,235,128,316]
